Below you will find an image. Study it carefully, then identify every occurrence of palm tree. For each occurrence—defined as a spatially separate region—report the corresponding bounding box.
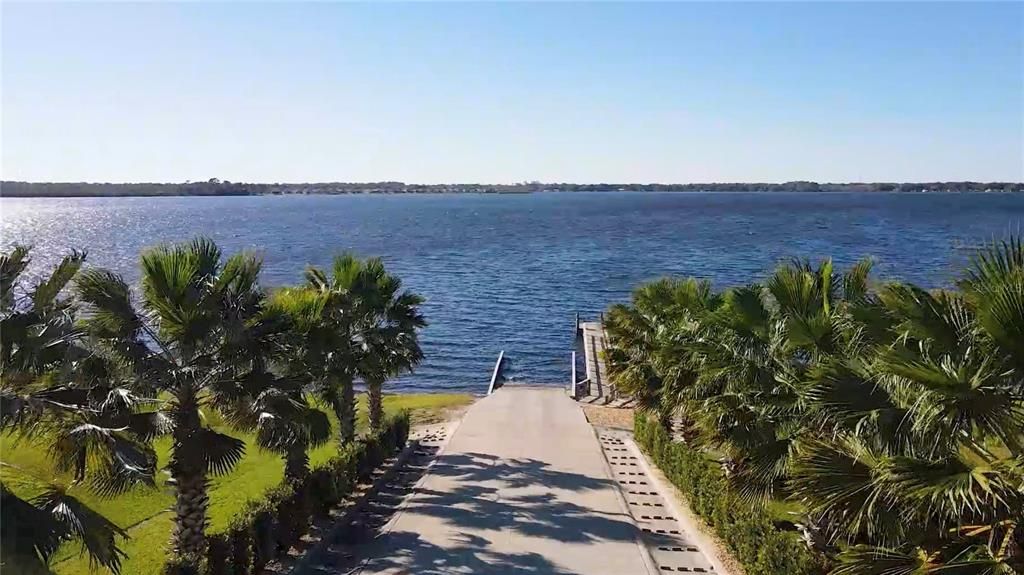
[73,239,288,565]
[1,246,157,573]
[798,241,1024,573]
[608,244,1024,573]
[605,277,717,429]
[271,266,358,449]
[203,289,333,484]
[288,254,424,441]
[292,253,399,445]
[1,245,86,382]
[219,369,331,483]
[355,258,425,433]
[304,254,366,445]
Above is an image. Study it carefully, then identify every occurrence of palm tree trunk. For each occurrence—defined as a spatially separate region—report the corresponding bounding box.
[1007,527,1023,571]
[329,394,346,454]
[169,390,209,563]
[657,406,673,433]
[368,378,383,433]
[284,443,309,483]
[340,377,355,444]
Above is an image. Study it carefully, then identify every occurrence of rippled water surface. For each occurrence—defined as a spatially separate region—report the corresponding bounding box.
[3,192,1022,393]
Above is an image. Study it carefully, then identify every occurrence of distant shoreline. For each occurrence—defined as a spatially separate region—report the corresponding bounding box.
[2,180,1022,198]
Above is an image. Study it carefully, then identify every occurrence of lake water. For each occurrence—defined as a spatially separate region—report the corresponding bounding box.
[2,192,1022,393]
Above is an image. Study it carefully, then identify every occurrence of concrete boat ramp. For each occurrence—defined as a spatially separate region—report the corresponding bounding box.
[307,386,719,575]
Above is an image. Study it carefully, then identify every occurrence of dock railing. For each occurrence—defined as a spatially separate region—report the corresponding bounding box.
[487,350,506,395]
[571,313,607,400]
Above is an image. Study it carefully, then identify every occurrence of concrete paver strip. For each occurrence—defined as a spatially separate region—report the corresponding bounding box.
[595,428,723,574]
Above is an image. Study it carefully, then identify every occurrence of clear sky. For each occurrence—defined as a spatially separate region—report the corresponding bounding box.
[2,2,1022,184]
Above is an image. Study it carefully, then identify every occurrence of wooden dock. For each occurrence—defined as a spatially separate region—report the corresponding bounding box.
[579,321,609,395]
[574,316,630,406]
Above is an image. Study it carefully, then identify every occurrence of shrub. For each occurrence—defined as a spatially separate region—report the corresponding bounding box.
[163,554,203,575]
[634,413,828,575]
[196,411,411,574]
[205,533,229,575]
[307,448,357,512]
[250,508,274,573]
[228,523,252,575]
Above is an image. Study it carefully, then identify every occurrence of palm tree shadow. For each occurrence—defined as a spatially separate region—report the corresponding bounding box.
[398,451,640,546]
[358,530,577,574]
[319,451,641,573]
[427,452,612,491]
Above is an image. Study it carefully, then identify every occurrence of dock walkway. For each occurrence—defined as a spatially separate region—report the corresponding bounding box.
[315,387,717,574]
[577,319,632,406]
[579,321,609,395]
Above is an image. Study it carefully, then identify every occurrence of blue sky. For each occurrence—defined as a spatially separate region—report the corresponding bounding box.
[2,2,1021,183]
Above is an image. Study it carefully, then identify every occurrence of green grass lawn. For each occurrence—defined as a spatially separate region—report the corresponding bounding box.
[1,392,474,575]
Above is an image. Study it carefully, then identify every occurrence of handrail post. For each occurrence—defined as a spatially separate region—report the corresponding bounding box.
[570,351,577,398]
[487,350,505,395]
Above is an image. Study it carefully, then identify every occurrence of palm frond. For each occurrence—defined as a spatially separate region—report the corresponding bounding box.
[200,427,246,476]
[789,437,906,545]
[972,272,1024,373]
[30,250,87,312]
[303,266,330,291]
[804,358,908,443]
[0,244,31,309]
[844,258,875,303]
[716,285,772,340]
[766,258,833,319]
[33,486,128,573]
[140,243,218,348]
[877,350,1024,449]
[188,237,223,281]
[50,422,158,491]
[124,410,173,442]
[830,545,937,575]
[879,284,972,356]
[961,236,1024,298]
[882,453,1015,522]
[75,270,145,340]
[0,482,66,567]
[330,253,363,291]
[214,252,264,313]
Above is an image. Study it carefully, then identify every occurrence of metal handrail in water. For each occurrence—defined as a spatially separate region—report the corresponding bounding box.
[487,350,506,395]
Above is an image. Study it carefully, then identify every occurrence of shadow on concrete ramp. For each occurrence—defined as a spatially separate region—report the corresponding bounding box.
[356,451,643,573]
[361,531,575,575]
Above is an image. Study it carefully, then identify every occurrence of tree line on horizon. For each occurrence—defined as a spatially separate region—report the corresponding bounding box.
[0,239,424,573]
[2,179,1022,197]
[606,238,1023,574]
